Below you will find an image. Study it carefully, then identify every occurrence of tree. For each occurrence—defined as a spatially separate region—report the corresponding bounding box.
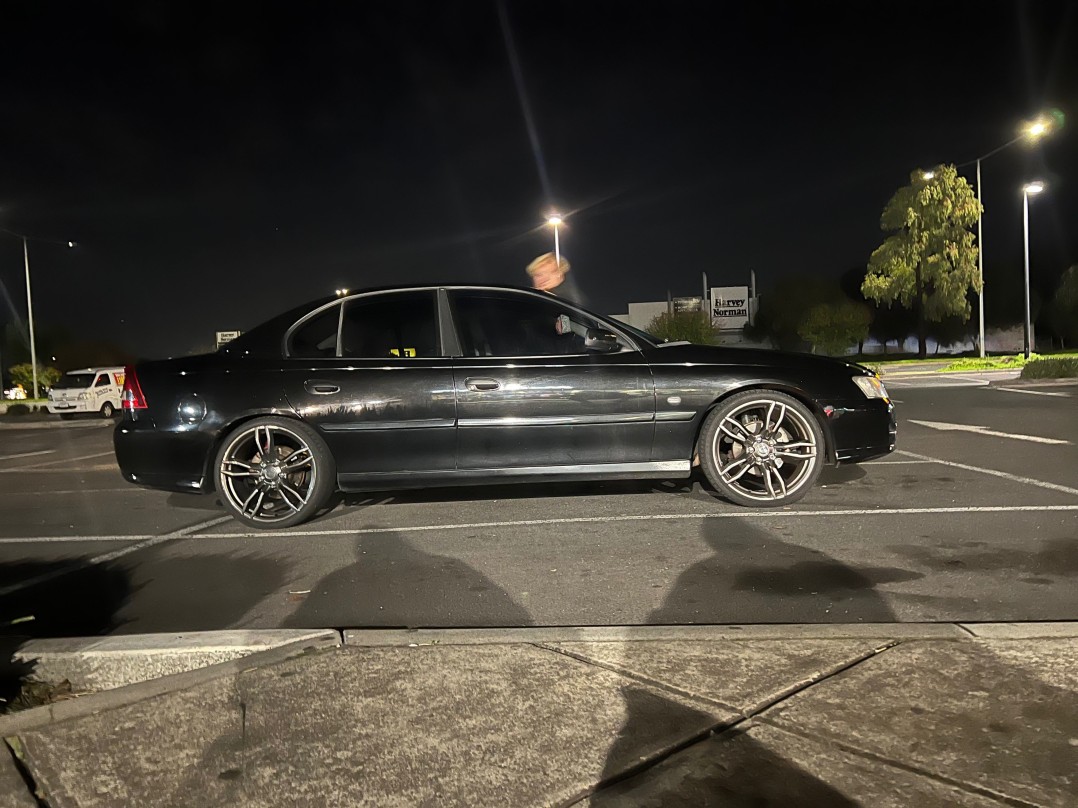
[748,276,844,350]
[797,299,872,356]
[863,164,982,358]
[8,363,61,394]
[1047,265,1078,349]
[646,311,715,344]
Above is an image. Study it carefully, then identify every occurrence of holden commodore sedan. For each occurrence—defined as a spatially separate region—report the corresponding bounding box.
[114,285,895,528]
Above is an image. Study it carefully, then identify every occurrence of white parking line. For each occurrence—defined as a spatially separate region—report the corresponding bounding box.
[896,450,1078,497]
[995,387,1071,398]
[0,515,234,596]
[0,505,1074,545]
[0,450,116,472]
[0,450,54,462]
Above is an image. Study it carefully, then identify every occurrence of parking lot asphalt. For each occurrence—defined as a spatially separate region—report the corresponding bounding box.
[0,378,1074,637]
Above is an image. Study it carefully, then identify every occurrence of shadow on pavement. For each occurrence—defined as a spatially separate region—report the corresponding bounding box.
[590,519,898,803]
[283,530,533,628]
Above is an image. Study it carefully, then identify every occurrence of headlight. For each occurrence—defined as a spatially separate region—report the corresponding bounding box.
[77,392,88,400]
[853,375,889,401]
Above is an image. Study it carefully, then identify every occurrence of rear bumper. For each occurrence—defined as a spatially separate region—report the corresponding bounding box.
[113,419,215,493]
[827,399,896,464]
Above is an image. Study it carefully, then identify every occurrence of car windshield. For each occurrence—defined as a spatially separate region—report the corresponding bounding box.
[53,372,95,389]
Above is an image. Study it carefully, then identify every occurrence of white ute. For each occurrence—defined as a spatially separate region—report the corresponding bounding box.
[46,367,126,419]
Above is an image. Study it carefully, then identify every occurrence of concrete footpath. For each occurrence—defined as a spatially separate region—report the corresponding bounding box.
[1,623,1076,807]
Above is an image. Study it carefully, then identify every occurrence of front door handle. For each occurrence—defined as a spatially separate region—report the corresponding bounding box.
[465,377,501,392]
[304,380,341,395]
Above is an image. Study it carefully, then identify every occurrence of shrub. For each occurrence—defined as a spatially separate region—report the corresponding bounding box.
[5,403,30,416]
[646,311,716,345]
[1020,357,1078,379]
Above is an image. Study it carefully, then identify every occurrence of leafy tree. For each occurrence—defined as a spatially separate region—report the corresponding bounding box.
[797,300,872,356]
[1047,266,1078,349]
[926,315,974,353]
[646,311,715,344]
[8,363,61,394]
[749,276,843,350]
[863,164,982,358]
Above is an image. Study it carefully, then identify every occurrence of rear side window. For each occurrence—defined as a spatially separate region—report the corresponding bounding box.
[340,291,438,358]
[289,305,342,358]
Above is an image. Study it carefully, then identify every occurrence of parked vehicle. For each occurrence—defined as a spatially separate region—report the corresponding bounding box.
[47,367,126,419]
[114,285,895,527]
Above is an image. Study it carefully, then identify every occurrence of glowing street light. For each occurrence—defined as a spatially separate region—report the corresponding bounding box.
[335,288,349,297]
[964,112,1061,357]
[545,213,563,269]
[922,171,936,180]
[1021,181,1045,359]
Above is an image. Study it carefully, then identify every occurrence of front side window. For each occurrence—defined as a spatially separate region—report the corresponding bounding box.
[95,374,110,387]
[451,291,624,357]
[340,291,439,359]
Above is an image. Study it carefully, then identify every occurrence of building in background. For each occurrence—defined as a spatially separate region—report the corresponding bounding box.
[611,274,760,344]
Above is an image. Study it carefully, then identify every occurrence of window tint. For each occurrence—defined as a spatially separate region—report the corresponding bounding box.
[451,292,611,357]
[95,375,110,387]
[340,291,438,358]
[289,305,341,358]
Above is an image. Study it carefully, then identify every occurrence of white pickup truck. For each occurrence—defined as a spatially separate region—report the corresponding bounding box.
[46,366,126,419]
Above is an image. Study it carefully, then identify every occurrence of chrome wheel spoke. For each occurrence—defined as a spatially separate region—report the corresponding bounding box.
[720,417,752,443]
[256,425,275,458]
[281,448,313,472]
[278,482,308,512]
[222,459,259,478]
[240,488,265,518]
[720,455,752,483]
[768,466,788,498]
[765,402,787,437]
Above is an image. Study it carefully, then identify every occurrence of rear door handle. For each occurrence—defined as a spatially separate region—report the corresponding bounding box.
[304,380,341,395]
[465,377,501,392]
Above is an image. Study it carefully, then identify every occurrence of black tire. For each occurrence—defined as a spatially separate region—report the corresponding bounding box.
[697,390,825,508]
[100,401,115,418]
[214,416,336,529]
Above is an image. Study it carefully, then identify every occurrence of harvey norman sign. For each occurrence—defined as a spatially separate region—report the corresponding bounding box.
[710,286,750,329]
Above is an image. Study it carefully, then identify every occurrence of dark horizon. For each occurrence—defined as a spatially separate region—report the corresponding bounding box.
[1,1,1075,361]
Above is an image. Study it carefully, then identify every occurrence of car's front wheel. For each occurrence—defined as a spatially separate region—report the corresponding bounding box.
[698,390,825,507]
[215,417,336,528]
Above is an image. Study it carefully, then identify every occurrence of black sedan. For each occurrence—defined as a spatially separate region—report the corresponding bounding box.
[114,285,895,528]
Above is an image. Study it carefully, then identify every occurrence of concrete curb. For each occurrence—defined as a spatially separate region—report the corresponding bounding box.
[14,629,342,691]
[986,377,1078,388]
[1,630,342,735]
[342,622,1078,646]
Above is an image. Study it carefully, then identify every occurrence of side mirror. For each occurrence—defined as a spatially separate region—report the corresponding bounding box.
[584,328,620,353]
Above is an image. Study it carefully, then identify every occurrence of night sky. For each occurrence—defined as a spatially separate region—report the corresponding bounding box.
[1,1,1075,360]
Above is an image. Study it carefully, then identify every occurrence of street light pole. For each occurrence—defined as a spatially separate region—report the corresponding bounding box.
[1021,181,1045,359]
[23,237,39,399]
[976,158,985,357]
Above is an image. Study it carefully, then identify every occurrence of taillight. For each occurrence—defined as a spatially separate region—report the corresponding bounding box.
[121,365,148,411]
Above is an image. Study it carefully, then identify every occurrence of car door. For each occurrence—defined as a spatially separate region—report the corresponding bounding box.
[282,289,457,480]
[448,288,656,470]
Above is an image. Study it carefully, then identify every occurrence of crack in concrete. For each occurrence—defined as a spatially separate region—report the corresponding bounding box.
[563,639,904,805]
[530,642,741,714]
[3,736,51,808]
[752,720,1039,808]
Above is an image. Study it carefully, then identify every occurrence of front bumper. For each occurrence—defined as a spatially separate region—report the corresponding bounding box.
[826,399,896,464]
[47,401,95,414]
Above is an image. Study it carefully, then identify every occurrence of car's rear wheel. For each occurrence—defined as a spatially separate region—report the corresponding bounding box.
[215,417,336,528]
[100,401,115,418]
[698,390,824,507]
